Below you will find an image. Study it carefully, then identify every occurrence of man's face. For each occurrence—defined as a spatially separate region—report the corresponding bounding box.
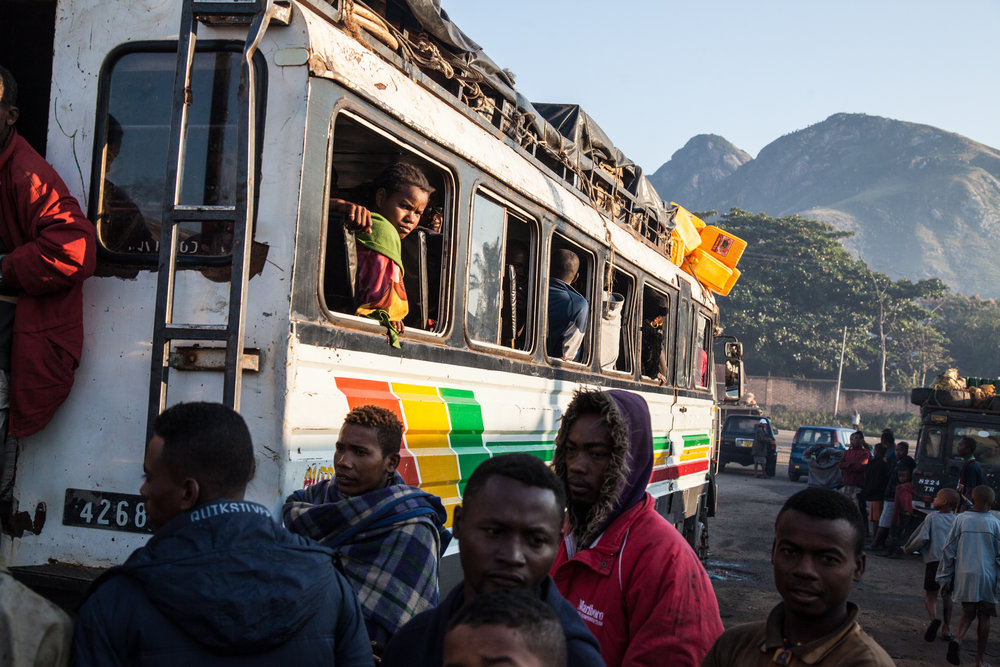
[0,94,18,147]
[140,435,191,530]
[958,440,974,458]
[443,624,543,667]
[334,422,398,497]
[895,443,907,459]
[563,412,613,507]
[850,433,863,449]
[772,509,864,623]
[454,476,562,599]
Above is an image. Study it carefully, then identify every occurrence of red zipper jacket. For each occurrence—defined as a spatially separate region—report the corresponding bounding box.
[0,131,95,437]
[839,446,870,488]
[551,494,723,666]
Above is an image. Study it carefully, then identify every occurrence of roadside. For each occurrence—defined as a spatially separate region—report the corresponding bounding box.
[707,436,992,666]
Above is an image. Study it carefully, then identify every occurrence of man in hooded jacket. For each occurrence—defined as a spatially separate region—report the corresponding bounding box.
[550,388,723,666]
[73,402,372,666]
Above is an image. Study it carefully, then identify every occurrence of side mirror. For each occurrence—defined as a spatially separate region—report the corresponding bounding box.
[724,358,744,400]
[724,341,743,360]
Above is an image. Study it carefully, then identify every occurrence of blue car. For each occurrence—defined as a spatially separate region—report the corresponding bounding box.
[788,426,855,482]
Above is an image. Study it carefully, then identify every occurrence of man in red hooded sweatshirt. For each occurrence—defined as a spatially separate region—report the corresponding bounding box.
[550,388,724,666]
[0,65,95,448]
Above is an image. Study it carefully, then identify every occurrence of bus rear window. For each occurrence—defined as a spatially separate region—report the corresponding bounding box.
[93,46,257,258]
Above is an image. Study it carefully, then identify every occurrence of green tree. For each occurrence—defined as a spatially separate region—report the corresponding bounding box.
[931,295,1000,380]
[715,209,871,378]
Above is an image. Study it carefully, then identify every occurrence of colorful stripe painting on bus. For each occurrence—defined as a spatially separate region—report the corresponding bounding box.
[313,377,710,516]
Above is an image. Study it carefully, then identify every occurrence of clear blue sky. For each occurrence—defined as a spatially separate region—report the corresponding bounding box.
[443,1,1000,173]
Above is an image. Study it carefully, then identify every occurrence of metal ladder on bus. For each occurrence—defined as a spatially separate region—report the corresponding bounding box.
[147,0,279,440]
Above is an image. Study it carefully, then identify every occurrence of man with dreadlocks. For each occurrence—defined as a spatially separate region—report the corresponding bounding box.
[550,388,723,666]
[283,405,450,659]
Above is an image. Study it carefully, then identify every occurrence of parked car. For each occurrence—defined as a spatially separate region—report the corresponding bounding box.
[719,414,778,476]
[788,426,855,481]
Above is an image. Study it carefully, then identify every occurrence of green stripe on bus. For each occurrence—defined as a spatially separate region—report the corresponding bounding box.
[483,441,554,461]
[439,387,489,494]
[682,434,711,448]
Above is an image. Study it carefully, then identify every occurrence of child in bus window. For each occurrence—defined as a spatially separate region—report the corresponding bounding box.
[351,163,433,346]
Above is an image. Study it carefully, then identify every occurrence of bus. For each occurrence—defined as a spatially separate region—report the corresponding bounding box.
[3,0,744,596]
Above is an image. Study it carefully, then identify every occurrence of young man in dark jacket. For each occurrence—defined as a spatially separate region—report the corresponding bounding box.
[381,453,604,667]
[73,402,372,666]
[549,389,723,666]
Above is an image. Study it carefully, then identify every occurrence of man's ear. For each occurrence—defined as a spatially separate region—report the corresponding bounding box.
[769,538,776,564]
[452,505,464,540]
[180,477,200,511]
[853,552,866,582]
[386,452,400,475]
[5,105,18,126]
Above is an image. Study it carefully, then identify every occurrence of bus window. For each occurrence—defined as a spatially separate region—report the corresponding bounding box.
[546,236,593,363]
[322,113,451,333]
[675,301,690,387]
[640,285,669,384]
[601,269,634,374]
[694,314,711,388]
[94,46,259,258]
[467,192,536,350]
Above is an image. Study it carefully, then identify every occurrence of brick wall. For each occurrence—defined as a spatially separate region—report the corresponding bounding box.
[716,366,917,416]
[747,375,917,416]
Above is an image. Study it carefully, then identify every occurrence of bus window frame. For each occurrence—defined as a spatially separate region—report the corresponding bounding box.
[693,310,713,390]
[464,187,538,357]
[545,227,596,369]
[638,281,672,388]
[88,40,268,268]
[317,106,457,341]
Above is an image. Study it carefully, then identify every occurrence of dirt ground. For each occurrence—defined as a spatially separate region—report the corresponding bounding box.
[707,437,998,667]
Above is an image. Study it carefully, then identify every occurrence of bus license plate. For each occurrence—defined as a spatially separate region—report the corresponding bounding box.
[63,489,153,534]
[737,439,753,448]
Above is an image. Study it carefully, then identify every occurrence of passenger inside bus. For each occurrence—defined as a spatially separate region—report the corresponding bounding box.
[349,163,432,345]
[546,248,588,361]
[99,115,155,253]
[641,291,668,385]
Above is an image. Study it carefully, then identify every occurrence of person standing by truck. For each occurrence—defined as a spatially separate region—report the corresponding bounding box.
[956,436,984,508]
[840,431,870,514]
[751,419,771,479]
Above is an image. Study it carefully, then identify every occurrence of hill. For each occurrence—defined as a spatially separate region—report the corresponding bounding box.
[651,113,1000,297]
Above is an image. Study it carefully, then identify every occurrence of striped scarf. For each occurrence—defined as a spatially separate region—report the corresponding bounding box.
[282,475,451,652]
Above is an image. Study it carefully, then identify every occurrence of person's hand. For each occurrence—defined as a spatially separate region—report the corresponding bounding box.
[392,320,405,335]
[330,198,372,234]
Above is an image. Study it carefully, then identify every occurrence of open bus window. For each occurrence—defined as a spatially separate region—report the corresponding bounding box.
[322,113,451,333]
[467,192,535,350]
[694,314,711,388]
[546,235,593,363]
[640,285,669,384]
[952,425,1000,465]
[94,47,256,258]
[600,269,634,374]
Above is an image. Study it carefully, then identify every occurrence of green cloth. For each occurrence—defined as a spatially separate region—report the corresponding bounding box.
[355,213,403,277]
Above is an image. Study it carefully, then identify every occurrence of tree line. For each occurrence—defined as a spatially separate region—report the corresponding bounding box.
[707,208,1000,391]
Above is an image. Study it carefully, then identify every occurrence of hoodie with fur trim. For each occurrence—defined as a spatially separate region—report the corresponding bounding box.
[550,390,723,666]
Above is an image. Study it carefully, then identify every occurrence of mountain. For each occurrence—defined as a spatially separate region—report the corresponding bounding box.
[652,114,1000,297]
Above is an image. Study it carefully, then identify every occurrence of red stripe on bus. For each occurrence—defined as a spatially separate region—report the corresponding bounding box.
[650,460,710,482]
[333,377,419,486]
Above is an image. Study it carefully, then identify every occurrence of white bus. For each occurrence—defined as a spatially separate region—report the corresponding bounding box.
[3,0,741,596]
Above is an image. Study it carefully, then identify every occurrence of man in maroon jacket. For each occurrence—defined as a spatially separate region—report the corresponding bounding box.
[839,431,870,518]
[0,65,95,466]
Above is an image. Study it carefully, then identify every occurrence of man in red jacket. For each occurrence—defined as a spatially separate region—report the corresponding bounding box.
[0,64,95,508]
[839,431,870,517]
[550,388,724,666]
[0,65,94,442]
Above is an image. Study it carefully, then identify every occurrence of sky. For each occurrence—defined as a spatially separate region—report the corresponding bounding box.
[442,0,1000,174]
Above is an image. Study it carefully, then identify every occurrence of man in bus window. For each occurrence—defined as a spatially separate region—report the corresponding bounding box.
[283,405,451,659]
[550,388,723,666]
[956,436,984,505]
[381,453,605,667]
[640,293,668,384]
[0,65,95,470]
[74,402,372,665]
[547,248,588,360]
